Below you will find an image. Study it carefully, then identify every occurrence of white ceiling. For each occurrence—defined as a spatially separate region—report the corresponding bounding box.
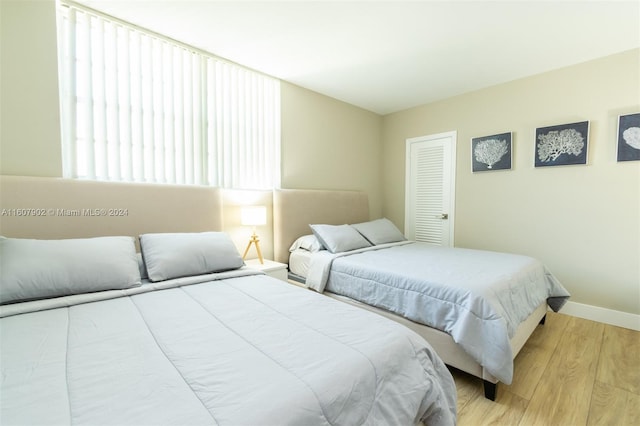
[76,0,640,115]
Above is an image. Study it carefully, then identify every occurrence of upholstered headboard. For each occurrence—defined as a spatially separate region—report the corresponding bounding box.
[273,188,369,264]
[0,176,223,246]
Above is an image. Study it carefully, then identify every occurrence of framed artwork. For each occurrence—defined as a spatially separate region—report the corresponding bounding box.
[617,113,640,162]
[471,132,512,172]
[535,121,589,167]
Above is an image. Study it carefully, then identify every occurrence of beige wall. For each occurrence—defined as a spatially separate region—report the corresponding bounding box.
[280,82,383,218]
[0,0,62,177]
[0,0,383,255]
[382,49,640,315]
[3,0,637,316]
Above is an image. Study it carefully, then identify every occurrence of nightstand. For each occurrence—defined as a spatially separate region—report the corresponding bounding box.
[244,258,288,282]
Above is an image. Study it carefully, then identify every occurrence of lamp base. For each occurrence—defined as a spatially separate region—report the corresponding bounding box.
[242,233,264,264]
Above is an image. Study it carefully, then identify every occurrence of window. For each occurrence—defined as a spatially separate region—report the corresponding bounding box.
[56,1,280,189]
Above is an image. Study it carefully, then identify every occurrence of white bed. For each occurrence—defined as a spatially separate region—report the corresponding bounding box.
[0,176,457,426]
[273,188,570,401]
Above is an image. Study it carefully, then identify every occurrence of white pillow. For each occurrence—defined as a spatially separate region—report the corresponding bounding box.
[351,218,406,245]
[0,236,141,305]
[140,232,244,282]
[309,224,372,254]
[289,234,323,252]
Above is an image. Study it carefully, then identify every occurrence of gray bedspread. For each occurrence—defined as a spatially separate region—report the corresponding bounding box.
[1,271,456,426]
[305,242,570,384]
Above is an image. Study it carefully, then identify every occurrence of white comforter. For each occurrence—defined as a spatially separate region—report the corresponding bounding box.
[306,242,570,384]
[1,270,456,426]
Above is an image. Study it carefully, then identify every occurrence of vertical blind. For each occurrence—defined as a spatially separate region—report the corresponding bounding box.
[56,1,280,189]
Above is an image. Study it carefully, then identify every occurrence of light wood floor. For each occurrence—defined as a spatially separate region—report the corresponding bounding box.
[451,312,640,426]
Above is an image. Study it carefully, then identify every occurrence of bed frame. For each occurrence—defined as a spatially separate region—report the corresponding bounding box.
[1,178,457,425]
[273,188,547,400]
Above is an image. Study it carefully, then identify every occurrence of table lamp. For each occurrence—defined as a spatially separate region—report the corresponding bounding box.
[241,206,267,264]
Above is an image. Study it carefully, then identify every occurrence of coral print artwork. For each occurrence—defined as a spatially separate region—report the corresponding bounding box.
[471,132,512,172]
[617,113,640,162]
[535,121,589,167]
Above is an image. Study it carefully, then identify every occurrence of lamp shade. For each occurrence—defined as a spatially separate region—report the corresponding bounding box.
[240,206,267,226]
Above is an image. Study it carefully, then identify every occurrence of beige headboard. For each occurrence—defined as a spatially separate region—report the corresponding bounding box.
[273,188,369,264]
[0,176,222,246]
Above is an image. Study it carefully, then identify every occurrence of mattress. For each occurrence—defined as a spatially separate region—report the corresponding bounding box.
[303,242,570,384]
[0,271,457,426]
[289,248,313,278]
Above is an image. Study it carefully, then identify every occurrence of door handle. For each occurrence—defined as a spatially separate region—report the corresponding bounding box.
[436,213,449,220]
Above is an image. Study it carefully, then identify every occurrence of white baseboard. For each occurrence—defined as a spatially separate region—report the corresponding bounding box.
[559,301,640,331]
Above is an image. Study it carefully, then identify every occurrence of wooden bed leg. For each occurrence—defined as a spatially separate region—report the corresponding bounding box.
[539,314,547,325]
[483,380,497,401]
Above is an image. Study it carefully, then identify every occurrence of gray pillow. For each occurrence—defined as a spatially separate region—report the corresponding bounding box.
[351,218,406,245]
[309,224,372,254]
[139,232,244,282]
[137,253,148,280]
[0,236,141,305]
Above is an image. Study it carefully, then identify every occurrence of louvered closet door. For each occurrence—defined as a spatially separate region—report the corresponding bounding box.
[405,132,456,246]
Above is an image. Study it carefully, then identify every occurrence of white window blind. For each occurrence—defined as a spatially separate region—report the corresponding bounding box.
[56,1,280,189]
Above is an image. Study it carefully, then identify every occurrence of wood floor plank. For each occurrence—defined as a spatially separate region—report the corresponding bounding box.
[457,387,528,426]
[451,314,637,426]
[450,368,483,414]
[518,319,602,426]
[506,312,569,400]
[564,315,605,340]
[587,381,640,426]
[526,312,571,351]
[596,325,640,395]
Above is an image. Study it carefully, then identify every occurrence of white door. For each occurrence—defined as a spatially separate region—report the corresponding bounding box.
[405,131,456,246]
